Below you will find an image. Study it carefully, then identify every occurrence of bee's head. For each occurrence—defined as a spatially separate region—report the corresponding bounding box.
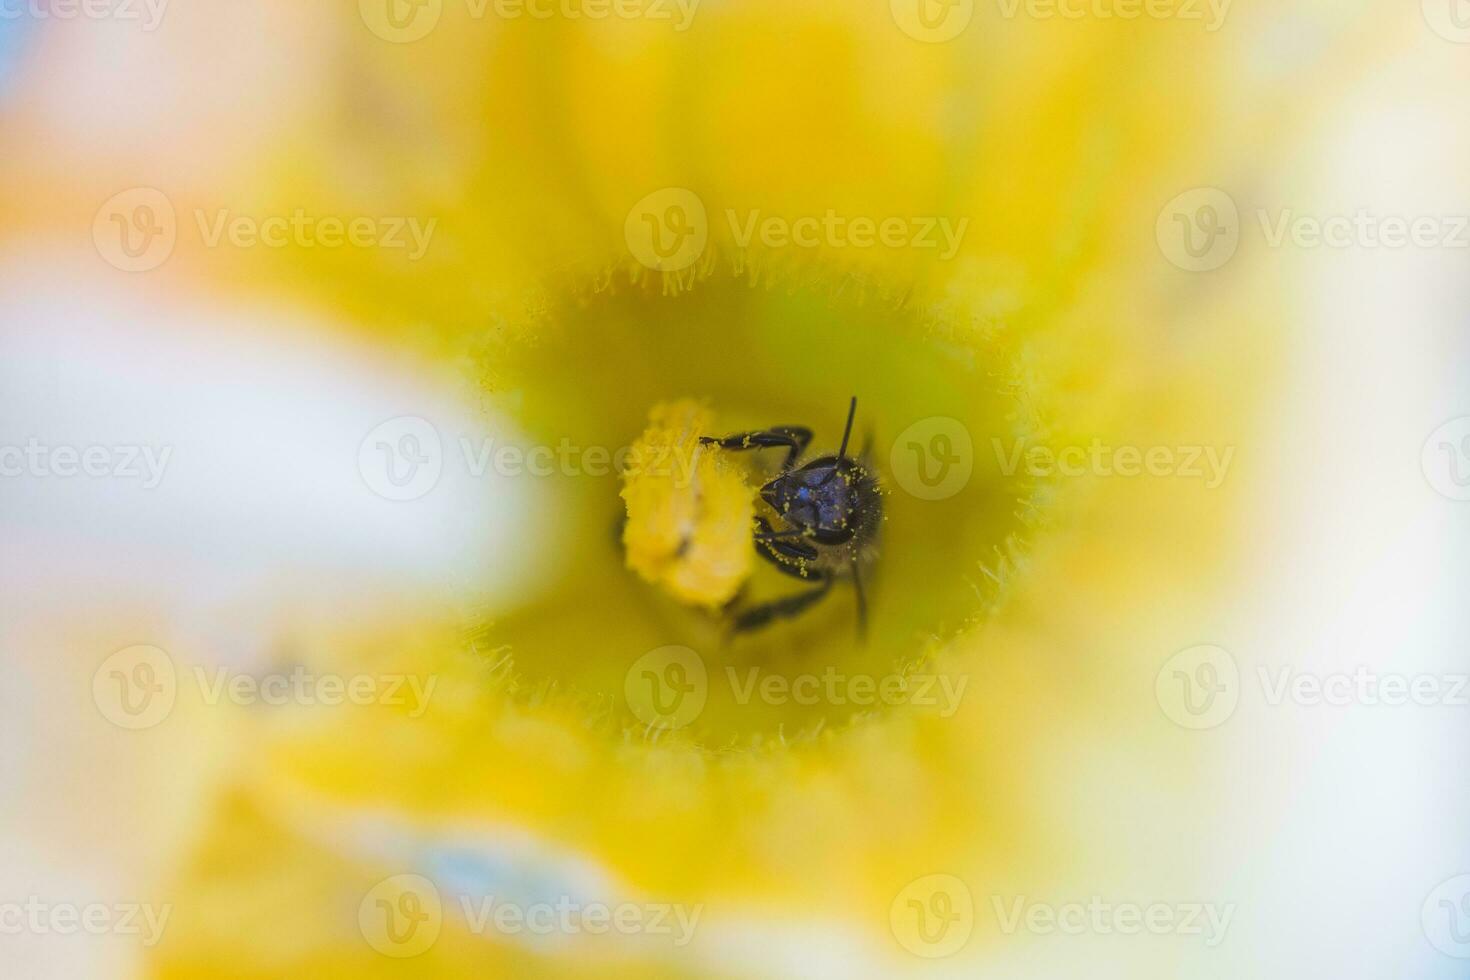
[762,458,859,544]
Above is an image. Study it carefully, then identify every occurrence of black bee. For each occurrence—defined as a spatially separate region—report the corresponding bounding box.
[701,397,881,636]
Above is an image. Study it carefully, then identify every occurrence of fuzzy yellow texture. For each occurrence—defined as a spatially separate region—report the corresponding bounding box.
[620,399,755,608]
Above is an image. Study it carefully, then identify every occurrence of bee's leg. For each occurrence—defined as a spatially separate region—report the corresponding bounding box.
[699,426,812,470]
[754,516,818,566]
[730,572,832,634]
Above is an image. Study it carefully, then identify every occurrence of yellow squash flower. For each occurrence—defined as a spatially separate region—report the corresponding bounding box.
[83,2,1390,977]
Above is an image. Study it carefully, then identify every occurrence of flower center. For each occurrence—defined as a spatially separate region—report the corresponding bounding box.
[474,265,1047,746]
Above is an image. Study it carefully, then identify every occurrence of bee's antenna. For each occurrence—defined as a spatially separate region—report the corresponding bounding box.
[819,395,860,487]
[837,396,857,459]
